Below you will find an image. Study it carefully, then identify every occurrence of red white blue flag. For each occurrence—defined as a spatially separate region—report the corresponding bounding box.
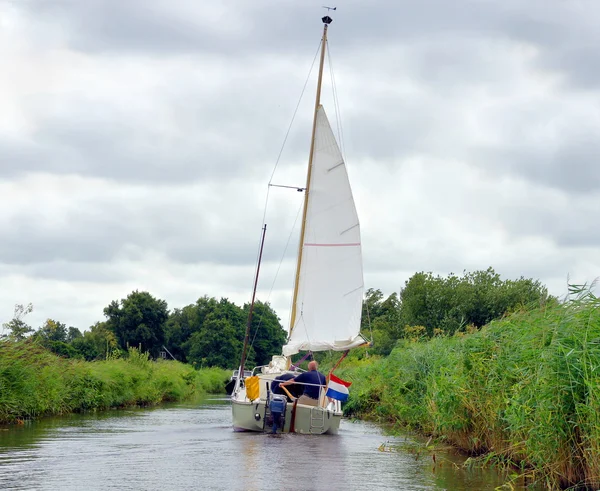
[326,374,352,402]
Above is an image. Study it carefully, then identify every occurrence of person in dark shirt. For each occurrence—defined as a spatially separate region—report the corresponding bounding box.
[281,360,326,406]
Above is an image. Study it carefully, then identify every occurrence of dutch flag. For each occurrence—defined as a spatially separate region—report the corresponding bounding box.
[326,374,352,402]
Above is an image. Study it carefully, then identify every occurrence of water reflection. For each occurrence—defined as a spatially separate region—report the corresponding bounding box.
[233,432,350,491]
[0,397,535,490]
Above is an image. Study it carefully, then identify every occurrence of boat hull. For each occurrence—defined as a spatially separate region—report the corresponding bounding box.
[231,398,341,435]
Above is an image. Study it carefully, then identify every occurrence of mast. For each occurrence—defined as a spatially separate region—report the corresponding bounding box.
[238,224,267,378]
[288,15,333,342]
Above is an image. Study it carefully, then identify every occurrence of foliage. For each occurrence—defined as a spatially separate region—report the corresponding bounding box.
[185,317,244,369]
[1,304,34,341]
[337,284,600,490]
[104,291,169,358]
[164,304,198,361]
[243,300,287,367]
[166,296,247,367]
[361,268,555,356]
[35,318,68,343]
[400,267,554,335]
[70,322,120,361]
[0,342,229,424]
[67,326,83,343]
[13,268,546,368]
[164,296,285,369]
[361,289,402,356]
[0,292,286,370]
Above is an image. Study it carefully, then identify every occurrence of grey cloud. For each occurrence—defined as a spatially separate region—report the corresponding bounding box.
[20,261,127,284]
[1,209,129,265]
[475,127,600,194]
[0,87,308,183]
[0,181,303,269]
[22,0,218,55]
[4,0,600,331]
[8,0,598,189]
[501,197,600,249]
[19,0,582,57]
[539,45,600,90]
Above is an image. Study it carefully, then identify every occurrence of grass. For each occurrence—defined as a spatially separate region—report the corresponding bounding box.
[0,342,229,424]
[336,287,600,490]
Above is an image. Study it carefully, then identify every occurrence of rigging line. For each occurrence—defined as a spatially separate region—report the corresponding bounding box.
[268,40,322,186]
[295,313,312,348]
[326,40,346,162]
[248,41,321,347]
[284,201,305,336]
[257,40,322,255]
[250,200,304,349]
[365,295,374,343]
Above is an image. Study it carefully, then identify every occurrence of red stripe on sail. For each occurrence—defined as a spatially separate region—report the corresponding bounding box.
[304,243,361,247]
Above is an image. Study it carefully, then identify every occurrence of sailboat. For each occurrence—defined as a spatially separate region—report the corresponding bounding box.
[230,13,368,435]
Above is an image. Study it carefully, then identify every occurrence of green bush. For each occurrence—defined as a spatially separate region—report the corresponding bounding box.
[338,289,600,490]
[0,343,229,424]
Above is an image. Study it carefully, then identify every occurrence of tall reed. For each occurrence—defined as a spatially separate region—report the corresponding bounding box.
[0,342,228,424]
[339,289,600,490]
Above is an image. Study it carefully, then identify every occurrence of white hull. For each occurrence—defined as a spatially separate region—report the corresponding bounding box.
[231,397,342,435]
[230,368,343,435]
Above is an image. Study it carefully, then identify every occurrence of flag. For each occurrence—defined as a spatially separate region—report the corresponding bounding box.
[326,374,352,402]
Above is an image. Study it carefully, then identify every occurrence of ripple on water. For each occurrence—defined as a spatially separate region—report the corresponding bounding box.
[0,400,531,491]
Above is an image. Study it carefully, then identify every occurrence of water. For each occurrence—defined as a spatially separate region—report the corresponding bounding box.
[0,397,530,490]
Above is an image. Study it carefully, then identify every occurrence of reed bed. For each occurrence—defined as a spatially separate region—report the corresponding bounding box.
[0,342,228,424]
[339,290,600,490]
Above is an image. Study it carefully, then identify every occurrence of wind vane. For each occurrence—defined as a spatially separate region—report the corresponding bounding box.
[322,5,335,24]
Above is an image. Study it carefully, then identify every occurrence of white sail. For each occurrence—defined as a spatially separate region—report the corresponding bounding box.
[282,105,365,357]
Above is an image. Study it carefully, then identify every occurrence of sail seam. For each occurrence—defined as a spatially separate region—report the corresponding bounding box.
[340,223,359,235]
[344,284,364,297]
[304,243,360,247]
[327,161,344,172]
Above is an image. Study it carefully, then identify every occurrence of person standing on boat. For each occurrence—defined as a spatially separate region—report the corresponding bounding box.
[280,360,326,406]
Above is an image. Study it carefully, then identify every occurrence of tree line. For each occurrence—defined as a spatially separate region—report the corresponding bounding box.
[1,293,286,369]
[362,267,555,355]
[1,267,555,365]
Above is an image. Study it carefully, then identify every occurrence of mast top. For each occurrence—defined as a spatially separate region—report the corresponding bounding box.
[322,5,335,24]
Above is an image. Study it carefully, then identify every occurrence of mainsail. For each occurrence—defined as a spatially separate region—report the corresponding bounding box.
[282,105,365,357]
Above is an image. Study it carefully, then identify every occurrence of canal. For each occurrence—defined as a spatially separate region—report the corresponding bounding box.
[0,396,532,490]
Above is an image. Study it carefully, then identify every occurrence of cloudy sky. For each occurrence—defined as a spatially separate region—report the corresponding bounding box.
[1,0,598,332]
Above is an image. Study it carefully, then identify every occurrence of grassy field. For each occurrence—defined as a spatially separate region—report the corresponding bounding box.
[0,342,228,424]
[336,289,600,490]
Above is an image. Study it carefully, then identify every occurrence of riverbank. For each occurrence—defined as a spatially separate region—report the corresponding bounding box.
[337,292,600,490]
[0,341,228,424]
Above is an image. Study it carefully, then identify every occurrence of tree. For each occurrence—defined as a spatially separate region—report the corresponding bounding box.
[361,290,402,356]
[399,267,554,336]
[243,300,287,367]
[163,297,223,362]
[35,319,67,343]
[180,297,248,368]
[361,288,385,331]
[164,305,197,362]
[67,326,83,343]
[71,322,119,360]
[184,316,247,368]
[2,303,34,341]
[32,319,75,357]
[371,293,403,355]
[104,291,169,358]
